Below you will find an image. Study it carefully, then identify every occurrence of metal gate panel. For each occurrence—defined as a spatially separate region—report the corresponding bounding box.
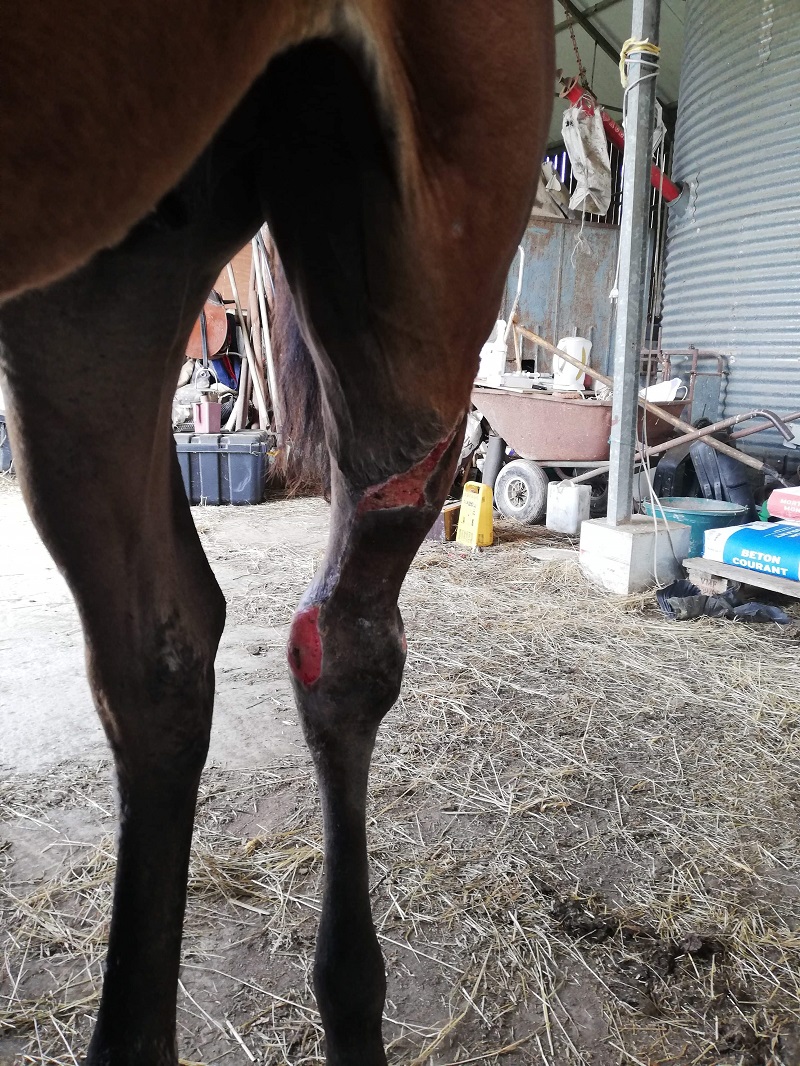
[503,216,619,376]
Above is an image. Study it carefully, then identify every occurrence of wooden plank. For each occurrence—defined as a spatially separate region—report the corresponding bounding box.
[214,244,252,303]
[684,556,800,600]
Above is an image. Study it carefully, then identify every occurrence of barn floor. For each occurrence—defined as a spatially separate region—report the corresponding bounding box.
[1,475,800,1066]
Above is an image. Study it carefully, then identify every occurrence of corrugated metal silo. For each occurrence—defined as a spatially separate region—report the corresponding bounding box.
[661,0,800,462]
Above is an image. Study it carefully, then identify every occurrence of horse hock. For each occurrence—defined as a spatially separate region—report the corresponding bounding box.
[287,427,463,1065]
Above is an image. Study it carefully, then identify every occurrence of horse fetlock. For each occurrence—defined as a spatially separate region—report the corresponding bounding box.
[314,963,387,1066]
[313,895,387,1065]
[86,1027,178,1066]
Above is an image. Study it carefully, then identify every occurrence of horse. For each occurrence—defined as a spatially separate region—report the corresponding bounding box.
[0,3,554,1062]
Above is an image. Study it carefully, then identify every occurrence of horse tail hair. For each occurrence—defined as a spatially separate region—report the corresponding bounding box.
[265,241,330,495]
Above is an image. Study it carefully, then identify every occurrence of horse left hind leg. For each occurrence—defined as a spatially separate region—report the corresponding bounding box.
[0,246,228,1065]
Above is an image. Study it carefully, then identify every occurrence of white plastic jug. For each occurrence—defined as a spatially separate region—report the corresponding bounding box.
[553,337,592,391]
[477,320,508,382]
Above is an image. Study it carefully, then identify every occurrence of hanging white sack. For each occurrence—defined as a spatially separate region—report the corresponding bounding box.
[532,161,571,218]
[561,104,612,215]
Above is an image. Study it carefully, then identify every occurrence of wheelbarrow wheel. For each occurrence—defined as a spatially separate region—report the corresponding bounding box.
[494,459,548,524]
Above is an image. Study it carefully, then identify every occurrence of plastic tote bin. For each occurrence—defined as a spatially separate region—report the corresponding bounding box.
[174,431,270,505]
[0,413,12,473]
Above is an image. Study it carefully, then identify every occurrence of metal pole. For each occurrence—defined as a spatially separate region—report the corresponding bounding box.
[606,0,662,526]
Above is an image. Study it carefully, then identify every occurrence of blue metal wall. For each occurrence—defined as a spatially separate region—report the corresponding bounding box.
[502,216,620,376]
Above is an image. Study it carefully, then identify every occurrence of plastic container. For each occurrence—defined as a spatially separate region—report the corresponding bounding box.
[546,480,591,534]
[477,320,509,382]
[192,400,222,434]
[641,496,750,557]
[553,337,591,392]
[640,377,688,403]
[174,431,270,505]
[455,481,494,547]
[0,414,12,473]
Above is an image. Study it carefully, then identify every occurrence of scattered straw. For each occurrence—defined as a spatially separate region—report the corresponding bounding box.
[2,505,799,1065]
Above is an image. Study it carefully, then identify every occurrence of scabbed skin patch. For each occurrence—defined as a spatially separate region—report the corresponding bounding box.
[358,432,455,513]
[287,605,323,685]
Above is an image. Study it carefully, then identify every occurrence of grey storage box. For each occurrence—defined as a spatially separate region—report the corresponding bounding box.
[174,431,271,505]
[0,413,12,473]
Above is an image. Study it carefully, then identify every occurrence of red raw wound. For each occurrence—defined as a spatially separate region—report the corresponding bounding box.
[287,605,323,686]
[358,431,456,513]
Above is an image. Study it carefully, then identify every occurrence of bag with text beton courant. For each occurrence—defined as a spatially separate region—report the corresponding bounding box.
[703,521,800,581]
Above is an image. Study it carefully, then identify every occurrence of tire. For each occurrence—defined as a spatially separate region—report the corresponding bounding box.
[493,459,548,524]
[587,474,609,517]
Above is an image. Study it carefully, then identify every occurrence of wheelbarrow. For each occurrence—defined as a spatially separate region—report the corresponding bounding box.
[471,385,688,523]
[472,328,796,524]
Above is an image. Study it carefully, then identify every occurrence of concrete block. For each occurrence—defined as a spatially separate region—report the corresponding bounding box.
[546,481,591,534]
[579,514,690,595]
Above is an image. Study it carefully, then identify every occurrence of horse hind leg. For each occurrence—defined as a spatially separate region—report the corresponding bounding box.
[1,278,222,1065]
[0,259,228,1063]
[0,76,273,1062]
[258,20,550,1063]
[286,434,465,1065]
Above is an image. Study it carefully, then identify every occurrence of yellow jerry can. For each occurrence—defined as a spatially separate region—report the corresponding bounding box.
[456,482,494,547]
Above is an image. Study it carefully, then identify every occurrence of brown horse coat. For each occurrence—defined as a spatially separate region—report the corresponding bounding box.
[0,4,554,1062]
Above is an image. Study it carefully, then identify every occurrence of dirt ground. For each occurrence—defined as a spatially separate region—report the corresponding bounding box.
[1,474,800,1066]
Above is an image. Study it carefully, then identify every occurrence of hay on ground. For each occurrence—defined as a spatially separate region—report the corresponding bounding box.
[2,513,799,1065]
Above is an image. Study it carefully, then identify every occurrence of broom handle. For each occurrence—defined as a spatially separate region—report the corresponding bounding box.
[252,238,282,437]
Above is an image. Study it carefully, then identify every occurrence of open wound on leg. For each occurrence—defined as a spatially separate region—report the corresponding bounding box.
[357,429,458,513]
[287,605,323,686]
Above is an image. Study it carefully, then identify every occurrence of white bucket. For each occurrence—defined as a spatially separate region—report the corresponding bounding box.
[640,377,688,403]
[554,337,592,392]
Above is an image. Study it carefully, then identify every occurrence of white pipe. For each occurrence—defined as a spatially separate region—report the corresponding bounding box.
[503,245,525,344]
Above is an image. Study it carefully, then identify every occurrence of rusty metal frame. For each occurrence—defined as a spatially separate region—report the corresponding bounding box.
[640,345,728,404]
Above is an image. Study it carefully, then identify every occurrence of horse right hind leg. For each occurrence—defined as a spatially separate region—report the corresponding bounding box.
[0,237,227,1064]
